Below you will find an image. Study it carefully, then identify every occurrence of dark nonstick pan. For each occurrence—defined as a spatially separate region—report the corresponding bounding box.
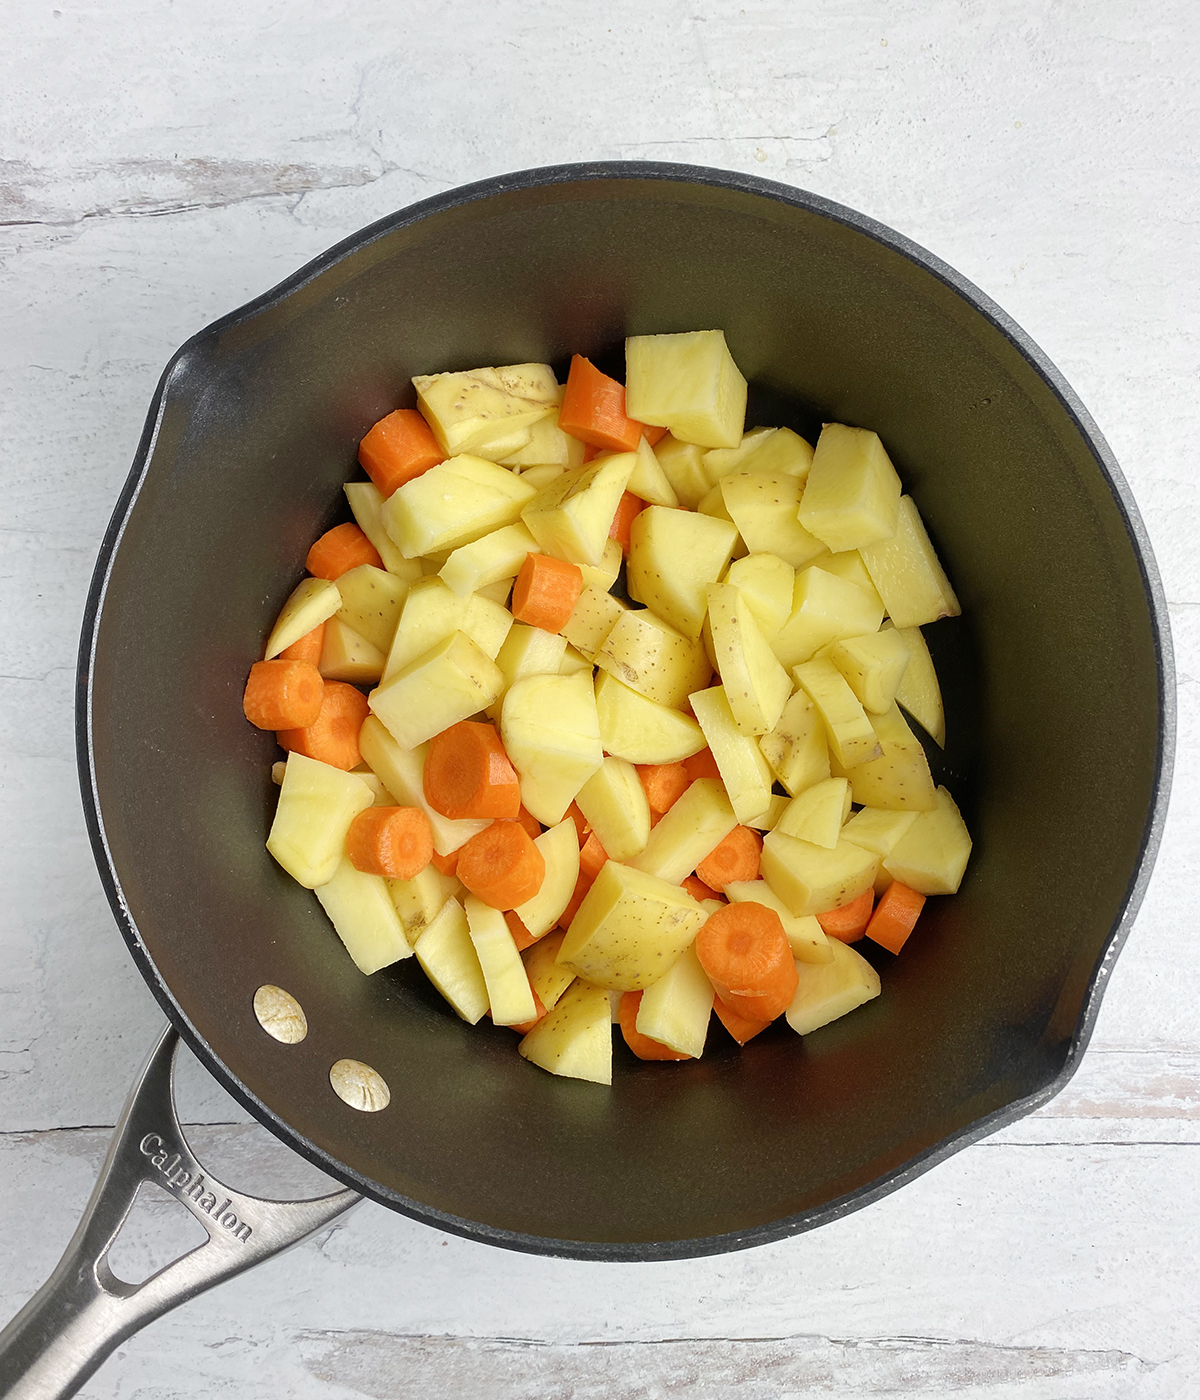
[0,162,1173,1398]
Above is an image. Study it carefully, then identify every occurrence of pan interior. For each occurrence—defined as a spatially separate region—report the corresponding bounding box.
[85,170,1164,1256]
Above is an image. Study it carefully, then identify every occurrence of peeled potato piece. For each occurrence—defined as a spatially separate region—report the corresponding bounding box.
[786,938,881,1036]
[519,980,613,1085]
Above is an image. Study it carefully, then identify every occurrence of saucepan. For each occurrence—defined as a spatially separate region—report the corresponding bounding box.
[0,162,1173,1399]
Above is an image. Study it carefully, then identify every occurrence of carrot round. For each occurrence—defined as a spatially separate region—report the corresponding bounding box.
[277,680,368,771]
[358,408,444,497]
[346,806,433,879]
[637,763,690,814]
[618,991,691,1061]
[817,888,874,943]
[695,902,798,1022]
[579,830,609,882]
[511,553,584,633]
[424,720,521,820]
[280,623,325,665]
[243,659,323,731]
[713,994,773,1046]
[559,354,650,453]
[430,846,460,877]
[608,491,645,556]
[504,910,538,952]
[509,989,547,1036]
[558,870,592,929]
[456,820,546,910]
[682,874,720,903]
[696,826,763,891]
[682,748,722,783]
[305,522,382,581]
[865,881,926,954]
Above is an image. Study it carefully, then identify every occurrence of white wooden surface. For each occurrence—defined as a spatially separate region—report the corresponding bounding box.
[3,2,1198,1395]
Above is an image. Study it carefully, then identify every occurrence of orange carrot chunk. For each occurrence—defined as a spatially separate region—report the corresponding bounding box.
[682,874,721,903]
[516,805,543,841]
[618,991,691,1061]
[346,806,434,879]
[430,847,460,878]
[276,680,368,771]
[504,910,539,952]
[641,424,668,447]
[243,659,324,731]
[280,623,325,665]
[558,870,593,929]
[457,821,546,910]
[637,763,691,814]
[682,748,722,783]
[509,989,548,1036]
[696,902,799,1023]
[816,888,875,943]
[305,522,382,580]
[511,553,584,633]
[424,720,521,820]
[358,408,444,497]
[559,354,651,453]
[608,490,645,556]
[865,881,926,954]
[713,994,773,1046]
[579,830,609,882]
[696,826,763,891]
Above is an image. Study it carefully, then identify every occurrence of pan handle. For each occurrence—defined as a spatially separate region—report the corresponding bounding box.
[0,1026,360,1400]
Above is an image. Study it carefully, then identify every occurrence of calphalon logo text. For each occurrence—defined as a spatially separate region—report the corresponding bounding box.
[139,1133,252,1242]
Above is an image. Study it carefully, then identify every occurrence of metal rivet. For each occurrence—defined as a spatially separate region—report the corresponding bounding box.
[253,984,308,1044]
[329,1058,390,1112]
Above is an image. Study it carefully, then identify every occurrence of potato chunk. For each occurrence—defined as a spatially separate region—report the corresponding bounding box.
[558,861,707,990]
[264,577,342,659]
[487,623,568,717]
[413,898,489,1024]
[315,858,411,975]
[724,553,794,643]
[858,496,961,627]
[630,777,737,884]
[521,454,635,566]
[724,880,832,963]
[733,426,814,482]
[794,656,882,768]
[413,363,560,457]
[625,435,679,507]
[319,617,385,685]
[519,980,613,1085]
[627,506,739,639]
[594,670,706,765]
[521,933,576,1012]
[465,896,536,1025]
[625,329,747,449]
[576,756,652,863]
[705,581,792,736]
[579,538,623,594]
[561,586,627,661]
[829,629,911,715]
[439,522,539,598]
[883,785,972,894]
[266,753,373,889]
[720,473,827,569]
[653,433,710,509]
[829,703,938,811]
[761,831,879,917]
[498,408,586,470]
[701,426,776,481]
[387,863,461,940]
[786,938,881,1036]
[384,454,536,558]
[594,608,711,709]
[635,944,713,1058]
[775,777,852,849]
[886,621,945,746]
[344,481,423,578]
[798,423,902,552]
[513,820,581,938]
[500,670,603,824]
[332,564,410,654]
[689,685,775,824]
[758,690,831,798]
[773,565,885,669]
[369,631,503,750]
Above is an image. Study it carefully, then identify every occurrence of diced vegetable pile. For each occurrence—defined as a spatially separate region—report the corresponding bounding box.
[249,330,972,1086]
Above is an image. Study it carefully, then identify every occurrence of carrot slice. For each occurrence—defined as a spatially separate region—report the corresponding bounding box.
[276,680,368,771]
[346,806,433,879]
[456,820,546,910]
[579,830,609,882]
[695,902,798,1022]
[682,874,721,904]
[682,748,722,783]
[430,847,460,877]
[559,354,650,453]
[816,888,874,943]
[511,553,584,633]
[504,910,539,952]
[508,989,548,1035]
[637,763,690,814]
[515,805,542,841]
[423,720,521,820]
[358,408,444,497]
[305,522,382,580]
[713,994,773,1045]
[865,881,926,954]
[618,991,691,1061]
[558,870,592,929]
[696,826,763,891]
[280,623,325,665]
[608,491,645,556]
[243,659,324,731]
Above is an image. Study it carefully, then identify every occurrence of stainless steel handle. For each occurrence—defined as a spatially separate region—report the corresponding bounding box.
[0,1026,361,1399]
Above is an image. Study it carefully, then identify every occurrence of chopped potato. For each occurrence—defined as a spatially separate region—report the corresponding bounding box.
[653,433,711,509]
[744,792,791,832]
[886,621,945,745]
[840,806,919,863]
[734,426,814,481]
[369,631,504,750]
[522,930,577,1011]
[829,703,938,811]
[264,577,342,660]
[383,576,465,677]
[625,435,679,507]
[816,549,883,611]
[487,623,568,717]
[519,979,613,1085]
[689,684,775,824]
[521,454,635,566]
[266,755,373,889]
[761,830,879,917]
[498,407,586,469]
[720,474,827,569]
[315,858,412,975]
[701,427,776,482]
[775,777,852,849]
[579,538,623,594]
[883,785,972,894]
[798,422,902,552]
[630,777,737,884]
[705,581,792,736]
[333,564,410,654]
[724,880,833,963]
[513,820,581,938]
[594,608,711,709]
[635,944,713,1058]
[627,506,739,639]
[625,329,747,448]
[558,644,593,676]
[387,863,461,940]
[773,565,884,669]
[413,898,489,1024]
[758,690,832,798]
[439,523,539,598]
[594,671,707,765]
[500,670,603,825]
[465,896,537,1025]
[562,585,627,661]
[859,496,961,628]
[344,481,423,578]
[828,629,911,715]
[413,363,560,457]
[576,756,652,863]
[794,656,882,768]
[724,552,794,643]
[384,455,537,558]
[786,938,881,1036]
[319,617,385,684]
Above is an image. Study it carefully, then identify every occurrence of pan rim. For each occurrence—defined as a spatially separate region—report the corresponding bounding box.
[75,159,1175,1262]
